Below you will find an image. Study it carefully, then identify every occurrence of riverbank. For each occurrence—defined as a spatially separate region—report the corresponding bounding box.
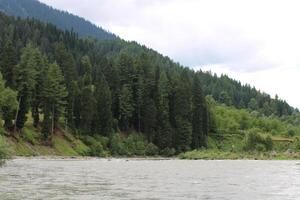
[5,151,300,161]
[1,128,300,161]
[179,150,300,160]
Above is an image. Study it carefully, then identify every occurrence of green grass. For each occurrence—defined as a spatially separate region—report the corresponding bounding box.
[73,139,90,155]
[52,135,79,156]
[179,149,300,160]
[22,127,39,145]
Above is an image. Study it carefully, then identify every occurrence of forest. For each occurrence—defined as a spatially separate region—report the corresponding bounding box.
[0,11,299,158]
[0,0,116,40]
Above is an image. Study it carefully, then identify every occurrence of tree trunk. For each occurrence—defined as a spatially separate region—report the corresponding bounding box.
[51,104,55,135]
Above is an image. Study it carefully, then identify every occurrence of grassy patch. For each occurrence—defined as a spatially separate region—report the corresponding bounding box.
[52,135,78,156]
[22,127,39,145]
[179,149,300,160]
[73,139,90,155]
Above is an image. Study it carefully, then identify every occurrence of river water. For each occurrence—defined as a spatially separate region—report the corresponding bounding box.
[0,158,300,200]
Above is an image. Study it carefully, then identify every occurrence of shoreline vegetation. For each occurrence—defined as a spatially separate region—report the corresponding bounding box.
[0,130,300,161]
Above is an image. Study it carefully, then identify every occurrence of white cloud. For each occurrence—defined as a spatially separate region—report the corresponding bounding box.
[39,0,300,108]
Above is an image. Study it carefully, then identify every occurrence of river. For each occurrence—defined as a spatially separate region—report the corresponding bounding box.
[0,158,299,199]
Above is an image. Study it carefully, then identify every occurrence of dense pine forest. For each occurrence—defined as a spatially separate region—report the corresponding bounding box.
[0,11,299,157]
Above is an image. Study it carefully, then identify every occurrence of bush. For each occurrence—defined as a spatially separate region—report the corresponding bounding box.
[82,136,106,156]
[123,134,147,156]
[0,135,9,165]
[160,147,176,157]
[89,142,104,156]
[110,134,127,156]
[286,128,296,137]
[292,137,300,150]
[243,131,273,152]
[145,143,159,156]
[264,135,273,151]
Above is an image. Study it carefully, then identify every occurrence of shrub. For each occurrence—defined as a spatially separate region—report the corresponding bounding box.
[80,135,106,156]
[145,143,159,156]
[0,135,9,165]
[123,134,147,156]
[243,131,273,152]
[110,134,127,156]
[286,128,296,137]
[292,137,300,150]
[264,135,273,151]
[160,147,176,157]
[89,142,104,156]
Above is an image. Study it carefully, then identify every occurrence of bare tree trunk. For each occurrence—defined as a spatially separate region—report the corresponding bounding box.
[51,104,55,135]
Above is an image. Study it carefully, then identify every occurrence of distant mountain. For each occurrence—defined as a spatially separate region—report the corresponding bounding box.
[0,0,117,40]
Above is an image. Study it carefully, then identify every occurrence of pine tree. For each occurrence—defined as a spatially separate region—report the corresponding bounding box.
[0,41,17,88]
[15,44,38,131]
[191,75,208,149]
[173,70,192,152]
[155,70,172,149]
[119,84,134,131]
[54,43,77,129]
[94,70,112,136]
[79,56,96,133]
[31,51,48,128]
[41,63,67,138]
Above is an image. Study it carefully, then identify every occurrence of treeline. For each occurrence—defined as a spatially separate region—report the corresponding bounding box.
[0,0,116,40]
[0,12,209,152]
[199,72,295,116]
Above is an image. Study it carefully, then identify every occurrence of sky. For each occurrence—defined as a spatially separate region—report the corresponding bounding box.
[39,0,300,109]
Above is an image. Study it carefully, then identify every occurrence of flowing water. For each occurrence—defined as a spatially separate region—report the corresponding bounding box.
[0,158,300,200]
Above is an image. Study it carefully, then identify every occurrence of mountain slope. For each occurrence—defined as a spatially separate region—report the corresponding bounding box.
[0,0,116,40]
[0,0,296,117]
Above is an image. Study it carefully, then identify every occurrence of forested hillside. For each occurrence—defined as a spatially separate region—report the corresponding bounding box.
[199,72,296,116]
[0,12,298,157]
[0,0,295,117]
[0,12,209,154]
[0,0,116,40]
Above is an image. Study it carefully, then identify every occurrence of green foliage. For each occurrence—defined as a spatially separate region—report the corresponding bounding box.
[73,140,90,156]
[119,85,134,131]
[213,103,300,137]
[192,74,208,148]
[41,62,68,138]
[145,143,159,156]
[243,131,273,152]
[110,134,127,155]
[0,73,18,129]
[160,147,176,157]
[0,41,16,88]
[291,137,300,151]
[15,44,39,130]
[110,133,153,156]
[22,127,38,145]
[52,136,78,156]
[94,72,113,136]
[0,135,9,165]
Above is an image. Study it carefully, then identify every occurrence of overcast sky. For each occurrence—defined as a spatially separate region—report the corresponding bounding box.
[39,0,300,109]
